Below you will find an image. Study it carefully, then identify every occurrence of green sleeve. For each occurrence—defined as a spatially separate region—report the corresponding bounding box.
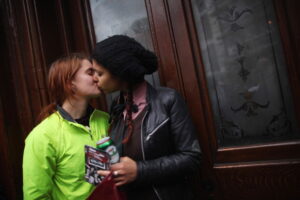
[23,127,57,200]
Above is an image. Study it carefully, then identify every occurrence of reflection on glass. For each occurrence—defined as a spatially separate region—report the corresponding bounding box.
[89,0,160,107]
[191,0,299,147]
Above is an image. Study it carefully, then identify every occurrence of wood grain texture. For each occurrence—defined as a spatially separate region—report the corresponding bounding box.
[274,0,300,124]
[217,141,300,163]
[144,0,184,93]
[215,160,300,200]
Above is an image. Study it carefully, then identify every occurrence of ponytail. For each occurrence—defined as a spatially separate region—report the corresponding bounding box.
[35,103,56,124]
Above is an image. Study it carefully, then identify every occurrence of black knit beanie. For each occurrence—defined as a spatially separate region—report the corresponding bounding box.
[92,35,158,84]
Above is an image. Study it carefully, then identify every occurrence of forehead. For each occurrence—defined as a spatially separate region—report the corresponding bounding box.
[92,60,109,72]
[75,60,93,75]
[80,59,92,69]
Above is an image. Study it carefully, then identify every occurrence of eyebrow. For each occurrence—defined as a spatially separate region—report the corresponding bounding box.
[92,67,103,74]
[86,67,95,72]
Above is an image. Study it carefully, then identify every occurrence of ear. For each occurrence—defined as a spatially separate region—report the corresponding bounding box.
[69,81,77,93]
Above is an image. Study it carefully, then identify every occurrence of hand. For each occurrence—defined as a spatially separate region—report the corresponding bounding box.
[110,157,138,186]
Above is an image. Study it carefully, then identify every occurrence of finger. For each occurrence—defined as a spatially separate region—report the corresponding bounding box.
[110,164,119,171]
[97,170,110,176]
[113,177,125,185]
[119,157,126,162]
[120,156,130,162]
[110,163,123,171]
[113,176,124,183]
[115,180,126,186]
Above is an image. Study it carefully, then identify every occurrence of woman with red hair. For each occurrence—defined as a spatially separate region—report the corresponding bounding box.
[23,53,109,199]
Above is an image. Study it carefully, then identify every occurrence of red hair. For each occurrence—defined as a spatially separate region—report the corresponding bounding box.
[36,53,90,123]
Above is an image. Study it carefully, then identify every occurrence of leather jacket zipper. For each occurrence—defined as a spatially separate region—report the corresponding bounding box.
[140,110,147,162]
[140,110,163,200]
[146,118,169,141]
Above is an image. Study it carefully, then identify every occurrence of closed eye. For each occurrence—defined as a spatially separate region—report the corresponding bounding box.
[95,70,103,77]
[86,68,95,75]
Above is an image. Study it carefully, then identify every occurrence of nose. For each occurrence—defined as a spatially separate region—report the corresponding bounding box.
[93,73,99,82]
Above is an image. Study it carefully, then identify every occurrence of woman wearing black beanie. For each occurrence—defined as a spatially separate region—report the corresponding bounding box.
[92,35,201,200]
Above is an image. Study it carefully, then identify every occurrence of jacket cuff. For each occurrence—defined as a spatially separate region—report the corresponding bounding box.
[134,161,146,185]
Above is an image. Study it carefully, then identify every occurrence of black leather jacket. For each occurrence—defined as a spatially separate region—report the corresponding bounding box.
[111,83,201,200]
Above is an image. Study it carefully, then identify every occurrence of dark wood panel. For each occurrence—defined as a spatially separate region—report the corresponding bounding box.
[215,160,300,200]
[0,3,25,199]
[217,141,300,163]
[61,0,93,53]
[0,98,24,200]
[181,0,219,160]
[166,0,204,117]
[0,100,14,200]
[284,1,300,61]
[145,0,184,93]
[274,0,300,124]
[34,0,66,66]
[0,3,17,197]
[3,0,37,136]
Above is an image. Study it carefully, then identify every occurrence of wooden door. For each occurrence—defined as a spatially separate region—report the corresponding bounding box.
[143,0,300,199]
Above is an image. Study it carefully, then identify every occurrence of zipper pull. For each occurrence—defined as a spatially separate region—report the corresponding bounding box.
[85,126,93,139]
[85,126,91,132]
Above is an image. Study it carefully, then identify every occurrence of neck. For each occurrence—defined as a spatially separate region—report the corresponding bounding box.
[122,81,145,92]
[62,98,88,119]
[122,81,146,98]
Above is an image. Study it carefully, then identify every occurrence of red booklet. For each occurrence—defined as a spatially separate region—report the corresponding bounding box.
[88,172,127,200]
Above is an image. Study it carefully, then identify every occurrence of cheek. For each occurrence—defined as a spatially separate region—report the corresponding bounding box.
[111,80,122,91]
[87,76,96,84]
[97,78,107,88]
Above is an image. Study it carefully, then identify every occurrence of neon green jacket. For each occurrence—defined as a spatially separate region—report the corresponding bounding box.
[23,108,109,200]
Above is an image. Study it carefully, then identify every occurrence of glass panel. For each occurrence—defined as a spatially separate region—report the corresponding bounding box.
[191,0,300,147]
[89,0,160,108]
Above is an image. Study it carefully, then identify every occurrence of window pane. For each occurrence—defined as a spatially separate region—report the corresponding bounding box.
[191,0,300,147]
